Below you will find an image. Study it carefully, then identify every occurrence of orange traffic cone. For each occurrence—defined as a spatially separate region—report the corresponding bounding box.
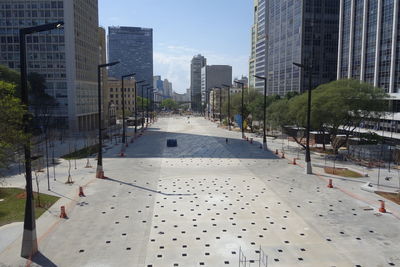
[79,186,85,197]
[327,179,333,188]
[60,206,67,218]
[379,200,386,213]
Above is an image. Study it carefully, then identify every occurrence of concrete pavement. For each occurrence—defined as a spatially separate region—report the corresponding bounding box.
[0,116,399,266]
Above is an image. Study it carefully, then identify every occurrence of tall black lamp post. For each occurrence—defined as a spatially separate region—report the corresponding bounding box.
[293,62,312,174]
[121,73,135,145]
[146,87,153,126]
[19,21,64,258]
[134,80,145,134]
[254,75,268,150]
[234,81,245,138]
[97,61,119,179]
[222,84,231,130]
[215,86,222,124]
[141,83,150,130]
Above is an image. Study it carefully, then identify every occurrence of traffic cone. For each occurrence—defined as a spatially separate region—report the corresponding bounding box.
[327,179,333,188]
[79,186,85,197]
[60,206,67,218]
[379,200,386,213]
[292,158,297,165]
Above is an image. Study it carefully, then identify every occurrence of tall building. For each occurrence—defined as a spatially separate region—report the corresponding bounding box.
[108,26,153,96]
[250,0,340,96]
[0,0,100,131]
[249,0,259,89]
[153,75,164,94]
[106,77,136,117]
[163,79,172,97]
[337,0,400,95]
[201,65,232,114]
[190,54,207,112]
[254,0,267,91]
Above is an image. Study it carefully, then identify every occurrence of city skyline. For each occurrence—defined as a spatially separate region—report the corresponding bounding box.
[99,0,253,93]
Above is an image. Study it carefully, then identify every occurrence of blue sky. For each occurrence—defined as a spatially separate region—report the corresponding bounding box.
[99,0,253,93]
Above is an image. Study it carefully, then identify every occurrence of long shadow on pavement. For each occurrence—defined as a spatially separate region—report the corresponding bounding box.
[104,176,193,196]
[30,251,56,267]
[104,127,279,160]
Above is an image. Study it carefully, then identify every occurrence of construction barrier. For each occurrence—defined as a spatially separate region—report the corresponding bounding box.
[60,206,67,218]
[79,186,85,197]
[327,179,333,188]
[379,200,387,213]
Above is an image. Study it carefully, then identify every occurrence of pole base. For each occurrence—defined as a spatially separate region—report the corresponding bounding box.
[96,165,104,179]
[263,142,268,150]
[305,161,312,174]
[21,228,38,258]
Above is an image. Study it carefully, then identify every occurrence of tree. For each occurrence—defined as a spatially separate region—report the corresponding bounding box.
[268,79,388,153]
[28,72,58,134]
[0,80,26,174]
[160,98,178,110]
[311,79,388,153]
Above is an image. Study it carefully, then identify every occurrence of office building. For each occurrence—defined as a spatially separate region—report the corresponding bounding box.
[190,54,207,112]
[108,26,153,96]
[201,65,232,113]
[0,0,100,131]
[107,77,136,117]
[153,75,164,94]
[250,0,340,96]
[249,0,259,89]
[337,0,400,94]
[163,79,172,97]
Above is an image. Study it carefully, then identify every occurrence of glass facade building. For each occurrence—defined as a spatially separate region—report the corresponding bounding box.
[190,54,206,112]
[338,0,400,94]
[251,0,340,96]
[108,26,153,97]
[0,0,100,131]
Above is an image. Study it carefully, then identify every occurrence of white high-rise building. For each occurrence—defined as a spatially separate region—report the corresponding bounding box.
[0,0,100,131]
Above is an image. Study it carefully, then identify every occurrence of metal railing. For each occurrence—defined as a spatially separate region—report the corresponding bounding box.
[239,246,268,267]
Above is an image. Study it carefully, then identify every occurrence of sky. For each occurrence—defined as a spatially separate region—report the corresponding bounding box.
[99,0,253,93]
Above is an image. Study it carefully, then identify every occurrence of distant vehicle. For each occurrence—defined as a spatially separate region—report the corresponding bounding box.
[126,118,144,126]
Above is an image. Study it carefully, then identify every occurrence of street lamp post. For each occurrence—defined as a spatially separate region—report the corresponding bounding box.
[97,61,119,179]
[134,80,145,134]
[121,73,135,145]
[215,87,222,124]
[222,84,231,130]
[254,75,268,150]
[141,83,150,130]
[19,21,64,258]
[293,62,312,174]
[146,87,153,126]
[234,81,245,138]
